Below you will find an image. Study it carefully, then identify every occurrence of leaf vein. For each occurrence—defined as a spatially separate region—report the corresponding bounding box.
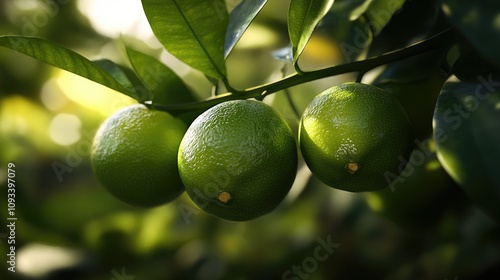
[172,0,224,79]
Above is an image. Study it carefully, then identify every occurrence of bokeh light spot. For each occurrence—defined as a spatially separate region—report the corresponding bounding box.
[40,79,68,111]
[425,159,442,171]
[17,244,85,278]
[49,113,82,145]
[54,70,136,117]
[77,0,157,46]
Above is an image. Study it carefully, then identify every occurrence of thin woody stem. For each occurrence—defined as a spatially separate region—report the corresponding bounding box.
[151,28,455,114]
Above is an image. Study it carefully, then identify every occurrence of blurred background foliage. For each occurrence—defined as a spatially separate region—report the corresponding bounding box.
[0,0,499,279]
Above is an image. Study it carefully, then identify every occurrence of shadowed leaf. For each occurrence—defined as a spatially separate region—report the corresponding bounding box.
[0,35,140,100]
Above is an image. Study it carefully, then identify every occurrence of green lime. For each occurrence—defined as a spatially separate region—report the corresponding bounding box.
[299,82,414,192]
[91,104,186,207]
[178,100,298,221]
[365,139,461,229]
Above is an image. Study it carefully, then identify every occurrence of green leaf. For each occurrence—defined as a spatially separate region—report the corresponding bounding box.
[125,46,196,105]
[365,0,405,35]
[93,59,151,102]
[372,50,447,84]
[142,0,228,80]
[367,0,442,57]
[224,0,268,58]
[328,0,371,22]
[329,16,372,63]
[288,0,335,62]
[443,0,500,67]
[433,74,500,222]
[0,35,140,100]
[371,51,447,139]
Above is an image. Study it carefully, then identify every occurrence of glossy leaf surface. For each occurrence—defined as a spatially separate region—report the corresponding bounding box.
[142,0,229,79]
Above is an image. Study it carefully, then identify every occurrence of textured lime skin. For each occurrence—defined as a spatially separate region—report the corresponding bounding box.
[299,82,413,192]
[178,100,298,221]
[91,104,186,207]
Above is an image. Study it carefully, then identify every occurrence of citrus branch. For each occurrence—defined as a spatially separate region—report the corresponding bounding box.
[150,28,455,114]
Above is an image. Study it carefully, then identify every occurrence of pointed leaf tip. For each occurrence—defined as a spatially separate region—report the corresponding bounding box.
[288,0,335,63]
